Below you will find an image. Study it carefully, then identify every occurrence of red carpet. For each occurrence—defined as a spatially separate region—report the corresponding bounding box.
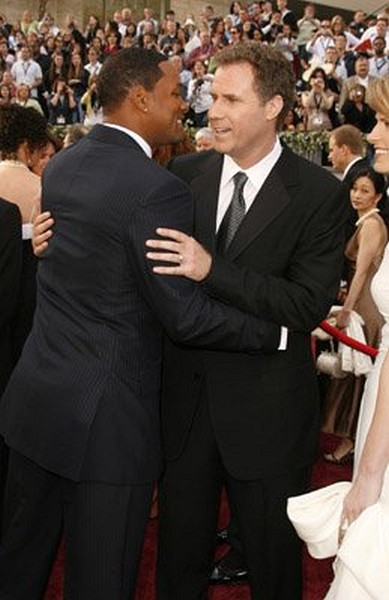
[44,434,351,600]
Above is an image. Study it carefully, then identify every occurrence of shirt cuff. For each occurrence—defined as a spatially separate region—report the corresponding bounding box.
[278,326,288,350]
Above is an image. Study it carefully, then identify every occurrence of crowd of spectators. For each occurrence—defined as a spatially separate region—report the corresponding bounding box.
[0,3,388,134]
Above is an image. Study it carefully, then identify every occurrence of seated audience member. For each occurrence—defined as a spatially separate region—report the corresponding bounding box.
[15,83,44,115]
[339,54,375,109]
[305,20,334,63]
[80,74,103,126]
[63,123,89,148]
[194,126,215,151]
[302,67,334,131]
[341,84,376,134]
[329,15,359,49]
[48,76,76,125]
[0,84,14,106]
[369,36,389,78]
[44,49,68,94]
[186,59,213,127]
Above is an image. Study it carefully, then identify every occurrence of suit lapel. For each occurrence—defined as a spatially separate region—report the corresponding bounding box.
[191,154,223,253]
[226,147,297,259]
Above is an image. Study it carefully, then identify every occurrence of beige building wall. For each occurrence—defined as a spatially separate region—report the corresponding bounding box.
[1,0,179,30]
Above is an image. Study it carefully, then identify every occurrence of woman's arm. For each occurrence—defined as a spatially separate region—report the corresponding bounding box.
[336,219,384,328]
[342,350,389,526]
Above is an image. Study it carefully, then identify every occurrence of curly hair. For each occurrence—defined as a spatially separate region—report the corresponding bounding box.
[97,47,168,113]
[214,42,296,130]
[0,104,48,159]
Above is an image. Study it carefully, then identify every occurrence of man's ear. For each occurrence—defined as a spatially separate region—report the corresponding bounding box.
[130,84,151,113]
[265,95,284,122]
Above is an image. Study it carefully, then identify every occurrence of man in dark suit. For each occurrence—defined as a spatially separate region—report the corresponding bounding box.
[0,198,21,530]
[146,43,346,600]
[328,124,370,242]
[0,48,281,600]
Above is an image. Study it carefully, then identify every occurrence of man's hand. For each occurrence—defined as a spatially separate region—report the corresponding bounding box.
[33,211,54,256]
[146,228,212,282]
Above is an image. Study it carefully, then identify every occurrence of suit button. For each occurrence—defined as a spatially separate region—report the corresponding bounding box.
[194,372,201,380]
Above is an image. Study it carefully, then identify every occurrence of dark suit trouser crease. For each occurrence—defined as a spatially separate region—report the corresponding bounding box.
[157,385,309,600]
[0,450,153,600]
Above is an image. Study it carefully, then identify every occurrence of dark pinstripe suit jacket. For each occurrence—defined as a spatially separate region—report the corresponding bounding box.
[0,198,22,397]
[0,126,280,484]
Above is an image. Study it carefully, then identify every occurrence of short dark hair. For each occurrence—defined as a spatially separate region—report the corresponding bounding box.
[350,166,387,197]
[97,47,168,113]
[0,104,48,158]
[215,42,295,129]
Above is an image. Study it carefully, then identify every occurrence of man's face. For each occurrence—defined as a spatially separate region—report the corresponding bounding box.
[325,47,337,63]
[208,62,280,169]
[335,35,346,53]
[376,19,387,37]
[374,38,386,55]
[147,61,187,145]
[328,136,346,170]
[21,46,30,61]
[355,57,369,77]
[200,31,210,46]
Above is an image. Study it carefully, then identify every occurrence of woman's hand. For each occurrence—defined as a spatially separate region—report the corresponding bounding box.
[340,472,382,542]
[335,308,351,329]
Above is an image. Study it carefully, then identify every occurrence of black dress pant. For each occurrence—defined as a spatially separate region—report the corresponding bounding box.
[0,450,153,600]
[157,387,309,600]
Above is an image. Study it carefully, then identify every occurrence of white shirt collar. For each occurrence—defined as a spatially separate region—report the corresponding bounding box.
[102,123,152,158]
[220,137,282,195]
[217,138,282,230]
[342,155,363,180]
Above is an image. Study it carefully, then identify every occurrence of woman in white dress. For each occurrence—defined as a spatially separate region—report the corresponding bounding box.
[325,74,389,598]
[287,74,389,600]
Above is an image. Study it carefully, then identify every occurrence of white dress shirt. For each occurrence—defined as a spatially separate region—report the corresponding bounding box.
[217,138,287,349]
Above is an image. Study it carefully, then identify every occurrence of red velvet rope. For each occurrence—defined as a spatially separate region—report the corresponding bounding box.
[319,320,378,358]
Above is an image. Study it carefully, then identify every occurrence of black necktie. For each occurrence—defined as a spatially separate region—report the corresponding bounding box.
[217,171,248,254]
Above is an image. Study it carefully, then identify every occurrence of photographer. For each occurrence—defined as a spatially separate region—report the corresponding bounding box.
[342,83,376,133]
[48,76,76,125]
[186,59,213,127]
[302,66,334,131]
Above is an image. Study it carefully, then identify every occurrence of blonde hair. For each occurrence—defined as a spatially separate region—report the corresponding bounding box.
[367,74,389,118]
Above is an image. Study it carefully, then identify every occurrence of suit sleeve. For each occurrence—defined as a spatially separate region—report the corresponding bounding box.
[126,177,281,352]
[203,184,346,332]
[0,201,22,329]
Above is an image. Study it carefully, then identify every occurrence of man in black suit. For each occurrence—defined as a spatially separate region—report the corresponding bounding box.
[146,43,346,600]
[0,48,281,600]
[0,198,21,530]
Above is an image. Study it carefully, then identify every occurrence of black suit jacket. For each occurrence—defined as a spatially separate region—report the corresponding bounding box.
[162,147,346,479]
[0,126,280,484]
[0,198,22,397]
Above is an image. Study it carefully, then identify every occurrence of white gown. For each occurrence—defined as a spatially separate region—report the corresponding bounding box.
[325,243,389,599]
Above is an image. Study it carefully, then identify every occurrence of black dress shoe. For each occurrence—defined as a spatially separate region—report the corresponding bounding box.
[216,527,230,544]
[210,552,248,585]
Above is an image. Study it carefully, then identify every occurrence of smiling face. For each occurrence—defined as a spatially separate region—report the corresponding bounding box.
[145,61,187,146]
[208,62,281,168]
[350,175,381,215]
[367,112,389,174]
